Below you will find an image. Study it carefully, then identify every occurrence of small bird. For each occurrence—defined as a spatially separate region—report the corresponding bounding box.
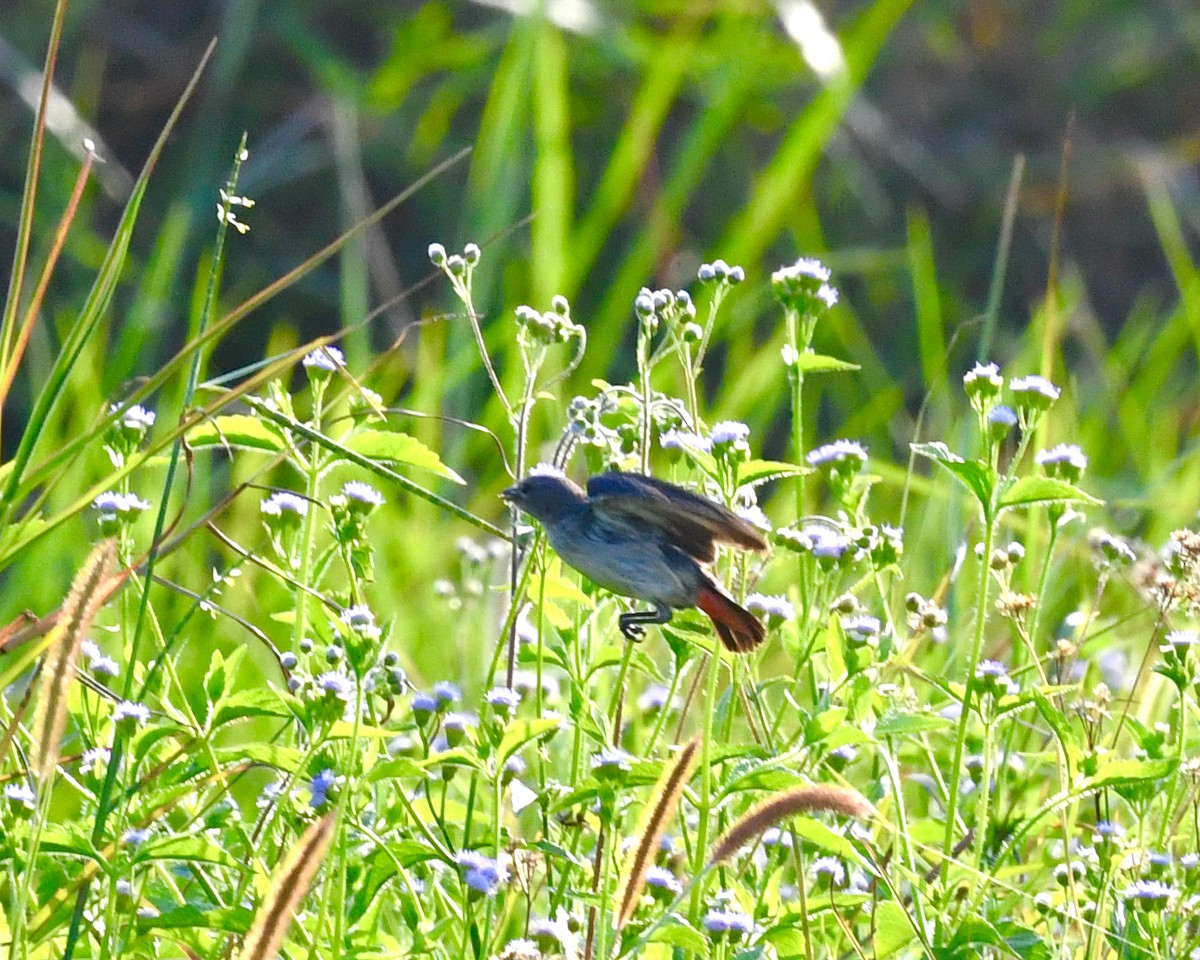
[501,469,767,652]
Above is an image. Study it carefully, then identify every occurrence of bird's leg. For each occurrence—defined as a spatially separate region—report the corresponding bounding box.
[618,604,672,641]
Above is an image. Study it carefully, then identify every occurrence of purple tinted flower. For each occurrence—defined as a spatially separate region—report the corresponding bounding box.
[591,747,633,772]
[342,480,384,507]
[5,783,35,809]
[261,491,308,518]
[773,257,831,285]
[963,362,1003,398]
[432,681,462,706]
[1009,374,1061,410]
[486,686,521,714]
[710,421,750,447]
[303,346,345,373]
[807,440,867,468]
[762,827,792,848]
[702,907,754,937]
[812,856,845,886]
[645,865,683,895]
[114,404,157,431]
[443,712,478,731]
[411,691,439,715]
[736,505,771,532]
[637,684,675,714]
[316,672,354,701]
[1122,879,1175,909]
[746,593,794,626]
[114,701,150,725]
[92,492,151,517]
[986,405,1018,436]
[456,850,508,896]
[842,615,881,645]
[659,429,712,454]
[123,828,151,847]
[807,525,853,560]
[309,768,339,808]
[1036,443,1087,481]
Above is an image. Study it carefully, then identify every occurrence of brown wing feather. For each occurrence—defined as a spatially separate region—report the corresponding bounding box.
[587,471,767,562]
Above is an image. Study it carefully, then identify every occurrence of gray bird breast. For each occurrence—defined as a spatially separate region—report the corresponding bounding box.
[546,510,700,609]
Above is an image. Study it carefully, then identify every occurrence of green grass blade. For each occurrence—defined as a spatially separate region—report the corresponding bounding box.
[0,38,217,515]
[530,22,574,303]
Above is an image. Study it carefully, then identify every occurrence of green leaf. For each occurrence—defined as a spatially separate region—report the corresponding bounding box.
[994,921,1052,960]
[1085,757,1176,789]
[185,414,285,453]
[140,904,252,933]
[209,688,292,728]
[647,917,710,957]
[874,900,918,958]
[911,441,994,512]
[498,717,563,766]
[998,476,1102,512]
[344,429,464,484]
[214,743,304,772]
[137,836,241,868]
[736,459,810,489]
[792,351,860,374]
[875,711,953,737]
[720,766,806,797]
[789,817,869,868]
[804,706,847,743]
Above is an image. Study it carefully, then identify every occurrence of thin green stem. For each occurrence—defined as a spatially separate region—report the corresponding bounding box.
[940,512,996,901]
[688,642,724,920]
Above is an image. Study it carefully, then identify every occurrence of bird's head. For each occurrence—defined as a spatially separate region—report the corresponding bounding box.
[500,470,586,525]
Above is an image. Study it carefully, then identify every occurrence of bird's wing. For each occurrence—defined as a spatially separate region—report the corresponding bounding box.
[586,471,768,563]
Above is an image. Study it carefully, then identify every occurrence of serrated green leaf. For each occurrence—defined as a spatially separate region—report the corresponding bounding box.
[139,904,252,933]
[805,706,847,743]
[343,429,464,484]
[1085,757,1175,788]
[214,743,303,772]
[874,900,918,958]
[875,711,953,737]
[328,720,400,739]
[185,414,286,452]
[793,352,860,374]
[720,766,806,797]
[137,836,241,868]
[647,917,710,957]
[736,459,809,489]
[789,817,869,867]
[911,441,994,512]
[998,476,1102,512]
[994,921,1051,960]
[498,717,562,766]
[209,688,292,728]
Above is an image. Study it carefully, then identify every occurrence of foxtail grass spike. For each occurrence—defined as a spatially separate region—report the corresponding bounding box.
[31,539,117,781]
[613,734,700,930]
[236,813,336,960]
[708,784,873,867]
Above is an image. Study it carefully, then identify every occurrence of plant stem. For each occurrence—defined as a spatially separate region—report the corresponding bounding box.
[689,641,724,920]
[940,512,996,901]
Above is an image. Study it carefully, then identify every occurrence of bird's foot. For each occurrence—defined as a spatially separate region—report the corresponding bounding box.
[618,614,645,642]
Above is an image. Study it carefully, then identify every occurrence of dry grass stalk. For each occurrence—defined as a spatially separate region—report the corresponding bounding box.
[613,734,700,930]
[708,784,873,867]
[31,539,117,781]
[236,813,336,960]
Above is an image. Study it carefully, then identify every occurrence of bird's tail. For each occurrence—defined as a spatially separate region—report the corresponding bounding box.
[695,583,765,653]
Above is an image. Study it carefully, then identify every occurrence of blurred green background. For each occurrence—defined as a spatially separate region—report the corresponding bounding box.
[2,0,1198,670]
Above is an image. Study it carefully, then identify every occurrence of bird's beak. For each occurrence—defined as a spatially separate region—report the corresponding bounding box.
[500,486,517,503]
